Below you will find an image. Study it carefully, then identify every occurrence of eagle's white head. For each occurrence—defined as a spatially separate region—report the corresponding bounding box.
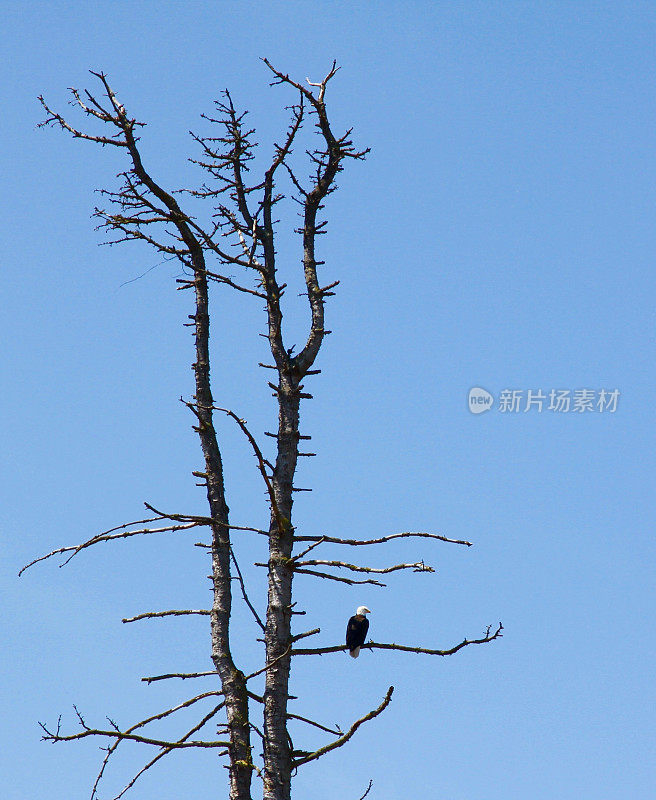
[356,606,371,615]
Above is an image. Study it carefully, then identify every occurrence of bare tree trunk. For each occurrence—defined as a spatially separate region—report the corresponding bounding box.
[263,384,300,800]
[192,274,253,799]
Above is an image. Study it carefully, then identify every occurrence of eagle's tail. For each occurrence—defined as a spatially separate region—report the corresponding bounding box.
[349,647,360,659]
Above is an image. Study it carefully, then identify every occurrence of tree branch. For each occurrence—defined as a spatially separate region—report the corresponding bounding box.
[212,405,286,535]
[292,686,394,767]
[245,645,292,682]
[122,609,210,623]
[291,537,326,560]
[261,58,369,378]
[293,559,435,575]
[90,692,223,799]
[38,93,129,147]
[286,712,341,736]
[291,623,504,657]
[291,567,385,587]
[293,531,473,547]
[40,707,229,749]
[230,545,266,632]
[290,627,320,643]
[141,671,218,684]
[357,780,374,800]
[19,519,203,576]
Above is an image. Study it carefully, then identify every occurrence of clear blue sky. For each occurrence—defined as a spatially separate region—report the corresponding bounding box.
[3,2,655,798]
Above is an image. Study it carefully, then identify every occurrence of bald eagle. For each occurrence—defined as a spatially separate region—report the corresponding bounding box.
[346,606,371,658]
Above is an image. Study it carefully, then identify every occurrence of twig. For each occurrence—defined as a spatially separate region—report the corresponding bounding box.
[38,94,129,147]
[212,406,285,535]
[286,712,341,736]
[141,671,218,684]
[291,627,320,643]
[250,721,266,741]
[230,545,266,631]
[291,537,326,560]
[245,645,292,682]
[358,780,374,800]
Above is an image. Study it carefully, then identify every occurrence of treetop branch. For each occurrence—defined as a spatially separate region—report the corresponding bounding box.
[38,94,129,148]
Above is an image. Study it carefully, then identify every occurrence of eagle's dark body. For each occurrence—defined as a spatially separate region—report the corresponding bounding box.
[346,613,369,658]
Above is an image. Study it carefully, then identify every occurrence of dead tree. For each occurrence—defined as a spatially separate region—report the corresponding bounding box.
[22,61,503,800]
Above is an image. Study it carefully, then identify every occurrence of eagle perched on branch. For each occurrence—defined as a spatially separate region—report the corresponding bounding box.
[346,606,371,658]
